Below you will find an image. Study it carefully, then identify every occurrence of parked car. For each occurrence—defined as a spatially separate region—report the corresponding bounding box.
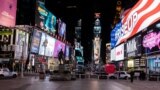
[107,73,117,79]
[115,71,130,79]
[0,68,18,78]
[107,71,130,79]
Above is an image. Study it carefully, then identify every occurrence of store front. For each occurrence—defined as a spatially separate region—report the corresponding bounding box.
[147,56,160,75]
[127,59,134,71]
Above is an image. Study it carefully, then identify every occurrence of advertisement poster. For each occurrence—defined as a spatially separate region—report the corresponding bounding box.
[142,20,160,54]
[93,37,101,64]
[65,45,70,60]
[0,0,17,27]
[53,40,65,58]
[58,19,66,38]
[35,1,56,33]
[14,30,29,60]
[39,32,46,55]
[44,35,55,57]
[126,34,141,58]
[110,48,115,61]
[30,29,41,53]
[115,43,124,61]
[147,56,160,74]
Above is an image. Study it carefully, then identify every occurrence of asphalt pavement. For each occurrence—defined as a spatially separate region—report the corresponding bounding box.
[0,76,160,90]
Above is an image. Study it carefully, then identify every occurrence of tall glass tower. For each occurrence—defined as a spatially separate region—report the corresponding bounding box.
[92,13,102,71]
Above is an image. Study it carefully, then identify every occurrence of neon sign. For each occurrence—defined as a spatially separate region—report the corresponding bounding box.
[143,31,160,50]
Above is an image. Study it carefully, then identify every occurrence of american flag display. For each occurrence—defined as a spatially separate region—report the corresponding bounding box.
[115,0,160,46]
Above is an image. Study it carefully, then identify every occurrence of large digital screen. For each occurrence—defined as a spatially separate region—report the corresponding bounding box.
[110,48,115,61]
[126,34,141,58]
[53,40,65,58]
[39,32,46,55]
[35,1,56,33]
[112,0,160,46]
[65,45,70,60]
[93,37,101,64]
[30,29,41,53]
[147,56,160,74]
[0,0,17,27]
[142,20,160,54]
[111,22,121,48]
[44,35,55,57]
[58,19,66,38]
[115,43,124,61]
[14,30,29,60]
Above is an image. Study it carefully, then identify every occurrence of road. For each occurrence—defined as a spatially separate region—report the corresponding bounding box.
[0,76,160,90]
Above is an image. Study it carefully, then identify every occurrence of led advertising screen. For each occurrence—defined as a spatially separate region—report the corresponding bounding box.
[53,40,65,58]
[126,34,141,58]
[113,0,160,46]
[115,43,124,61]
[39,32,46,55]
[111,22,121,48]
[44,35,55,57]
[14,30,29,60]
[35,1,56,33]
[65,45,70,60]
[110,48,115,61]
[142,20,160,54]
[0,0,17,27]
[93,37,101,64]
[58,19,66,38]
[30,29,41,53]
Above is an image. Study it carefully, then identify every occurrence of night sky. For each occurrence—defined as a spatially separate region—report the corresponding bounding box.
[45,0,137,63]
[45,0,117,63]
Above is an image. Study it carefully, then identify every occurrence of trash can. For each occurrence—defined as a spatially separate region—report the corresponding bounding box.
[39,72,45,79]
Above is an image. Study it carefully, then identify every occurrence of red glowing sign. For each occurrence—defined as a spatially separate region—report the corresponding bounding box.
[105,64,116,74]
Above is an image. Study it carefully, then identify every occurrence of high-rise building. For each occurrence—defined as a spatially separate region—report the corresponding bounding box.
[92,13,102,71]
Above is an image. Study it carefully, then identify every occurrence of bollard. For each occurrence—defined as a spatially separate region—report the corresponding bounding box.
[89,74,90,79]
[79,74,81,79]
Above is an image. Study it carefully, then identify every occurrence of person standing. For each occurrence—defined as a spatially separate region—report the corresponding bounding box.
[130,70,134,83]
[58,49,64,64]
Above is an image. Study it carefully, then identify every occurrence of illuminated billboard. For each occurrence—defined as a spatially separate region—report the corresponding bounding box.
[142,20,160,54]
[113,0,160,46]
[39,32,47,55]
[93,37,101,64]
[53,40,65,58]
[58,19,66,38]
[110,48,115,61]
[0,0,17,27]
[65,45,70,60]
[30,29,41,53]
[126,34,141,58]
[35,1,56,33]
[115,43,124,61]
[45,35,56,57]
[14,30,29,60]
